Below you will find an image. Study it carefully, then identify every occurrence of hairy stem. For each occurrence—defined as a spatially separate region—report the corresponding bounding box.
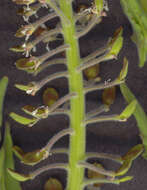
[82,178,120,187]
[78,161,115,177]
[78,49,109,72]
[85,114,126,125]
[44,128,73,152]
[39,44,69,63]
[50,148,69,155]
[85,152,123,164]
[33,12,57,28]
[36,71,68,92]
[85,79,124,93]
[31,163,68,179]
[31,27,62,49]
[35,58,66,75]
[47,0,70,25]
[59,1,86,190]
[86,104,109,119]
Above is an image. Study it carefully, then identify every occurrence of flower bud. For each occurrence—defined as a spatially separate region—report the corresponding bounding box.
[15,57,40,71]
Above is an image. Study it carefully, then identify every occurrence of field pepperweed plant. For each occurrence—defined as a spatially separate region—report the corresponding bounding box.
[6,0,147,190]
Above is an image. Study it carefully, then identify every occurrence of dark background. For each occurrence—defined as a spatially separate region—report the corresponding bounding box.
[1,0,147,189]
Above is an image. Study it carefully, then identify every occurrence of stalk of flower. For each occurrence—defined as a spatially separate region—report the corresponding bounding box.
[11,129,73,165]
[15,12,57,39]
[34,44,69,69]
[76,14,102,38]
[11,26,62,57]
[33,24,62,45]
[33,58,66,76]
[15,72,67,96]
[14,43,68,73]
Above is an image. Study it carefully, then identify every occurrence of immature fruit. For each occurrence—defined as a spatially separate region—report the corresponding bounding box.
[43,87,59,107]
[102,86,116,106]
[87,163,106,188]
[84,65,100,80]
[44,178,63,190]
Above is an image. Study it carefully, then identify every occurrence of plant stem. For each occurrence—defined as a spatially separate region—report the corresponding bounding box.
[86,104,109,119]
[85,79,124,93]
[31,163,68,179]
[35,58,66,75]
[78,161,115,177]
[50,148,69,155]
[30,27,62,49]
[85,152,123,164]
[33,12,57,28]
[59,2,85,190]
[82,178,120,187]
[78,50,109,72]
[85,114,125,125]
[36,71,68,92]
[39,44,69,63]
[44,128,73,152]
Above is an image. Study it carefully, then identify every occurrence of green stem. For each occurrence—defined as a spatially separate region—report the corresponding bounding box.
[58,2,85,190]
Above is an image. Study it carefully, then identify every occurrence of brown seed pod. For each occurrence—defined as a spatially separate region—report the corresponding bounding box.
[84,64,100,80]
[43,87,59,107]
[102,86,116,106]
[44,178,63,190]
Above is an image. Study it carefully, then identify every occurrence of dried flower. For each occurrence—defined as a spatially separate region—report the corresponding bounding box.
[22,105,49,119]
[13,146,48,165]
[15,24,36,38]
[15,82,38,96]
[17,4,40,18]
[10,42,33,56]
[15,57,40,71]
[77,4,93,27]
